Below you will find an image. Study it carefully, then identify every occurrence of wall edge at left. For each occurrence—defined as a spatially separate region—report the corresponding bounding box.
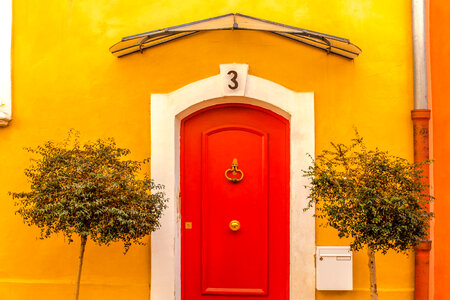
[0,0,12,127]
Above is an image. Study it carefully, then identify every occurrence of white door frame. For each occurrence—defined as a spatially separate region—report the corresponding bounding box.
[150,64,315,300]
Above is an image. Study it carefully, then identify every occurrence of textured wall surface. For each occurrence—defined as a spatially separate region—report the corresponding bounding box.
[1,0,415,299]
[430,1,450,299]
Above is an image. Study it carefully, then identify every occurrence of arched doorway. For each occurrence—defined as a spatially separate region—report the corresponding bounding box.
[150,65,315,300]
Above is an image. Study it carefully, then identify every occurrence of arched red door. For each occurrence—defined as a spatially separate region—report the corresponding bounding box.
[181,103,290,300]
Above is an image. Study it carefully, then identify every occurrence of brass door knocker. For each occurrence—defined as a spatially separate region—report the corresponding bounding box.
[225,158,244,183]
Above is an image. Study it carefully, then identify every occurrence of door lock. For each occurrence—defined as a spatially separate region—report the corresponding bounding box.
[229,220,241,231]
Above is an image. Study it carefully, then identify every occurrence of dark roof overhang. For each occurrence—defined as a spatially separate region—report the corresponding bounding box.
[109,13,361,59]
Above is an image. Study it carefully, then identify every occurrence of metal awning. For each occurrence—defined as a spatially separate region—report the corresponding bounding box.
[110,13,361,59]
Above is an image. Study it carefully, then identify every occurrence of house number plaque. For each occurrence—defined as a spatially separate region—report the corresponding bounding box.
[220,63,248,96]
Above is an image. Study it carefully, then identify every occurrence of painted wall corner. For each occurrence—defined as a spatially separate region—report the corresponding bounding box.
[0,0,12,127]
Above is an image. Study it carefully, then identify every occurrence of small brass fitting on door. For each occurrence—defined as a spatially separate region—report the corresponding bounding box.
[229,220,241,231]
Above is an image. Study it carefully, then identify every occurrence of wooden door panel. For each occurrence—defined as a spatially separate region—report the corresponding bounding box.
[181,103,289,300]
[202,126,268,295]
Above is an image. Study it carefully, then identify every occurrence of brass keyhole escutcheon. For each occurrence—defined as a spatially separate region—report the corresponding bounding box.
[229,220,240,231]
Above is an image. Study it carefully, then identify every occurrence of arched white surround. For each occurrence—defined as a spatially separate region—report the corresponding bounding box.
[150,64,315,300]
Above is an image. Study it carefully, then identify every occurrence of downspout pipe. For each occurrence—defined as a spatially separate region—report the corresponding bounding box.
[412,0,428,110]
[411,0,431,299]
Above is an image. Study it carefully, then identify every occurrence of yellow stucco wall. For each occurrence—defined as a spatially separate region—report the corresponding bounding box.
[1,0,414,299]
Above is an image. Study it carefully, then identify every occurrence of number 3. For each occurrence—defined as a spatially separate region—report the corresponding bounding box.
[227,70,238,90]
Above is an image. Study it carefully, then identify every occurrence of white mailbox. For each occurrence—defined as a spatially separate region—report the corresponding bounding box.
[316,246,353,290]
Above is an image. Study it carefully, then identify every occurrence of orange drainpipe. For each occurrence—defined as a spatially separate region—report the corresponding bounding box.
[412,109,432,300]
[411,0,431,298]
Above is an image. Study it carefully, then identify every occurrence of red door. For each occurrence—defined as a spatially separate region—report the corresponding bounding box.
[181,103,290,300]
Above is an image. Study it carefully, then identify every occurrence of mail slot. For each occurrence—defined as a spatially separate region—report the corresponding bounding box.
[316,246,353,290]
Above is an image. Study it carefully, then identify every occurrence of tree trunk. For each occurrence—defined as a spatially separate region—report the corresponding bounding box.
[74,236,87,300]
[368,247,378,300]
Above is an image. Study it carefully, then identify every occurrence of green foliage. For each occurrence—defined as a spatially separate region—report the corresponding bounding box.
[11,131,167,252]
[303,133,433,254]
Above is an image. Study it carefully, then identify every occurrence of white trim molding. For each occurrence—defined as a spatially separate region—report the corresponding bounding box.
[150,64,315,300]
[0,0,12,127]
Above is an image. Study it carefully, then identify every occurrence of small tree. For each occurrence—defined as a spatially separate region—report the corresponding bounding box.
[10,131,167,300]
[303,133,433,300]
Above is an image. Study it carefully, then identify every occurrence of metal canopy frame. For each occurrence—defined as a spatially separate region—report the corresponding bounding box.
[110,13,361,59]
